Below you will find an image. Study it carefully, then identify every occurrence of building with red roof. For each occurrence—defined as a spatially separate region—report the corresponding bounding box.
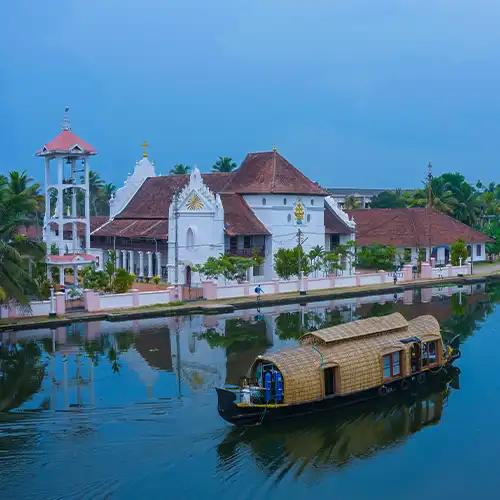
[348,208,492,265]
[91,149,355,284]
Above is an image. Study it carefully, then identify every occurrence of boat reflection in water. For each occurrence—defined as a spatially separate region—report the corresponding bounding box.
[217,366,459,472]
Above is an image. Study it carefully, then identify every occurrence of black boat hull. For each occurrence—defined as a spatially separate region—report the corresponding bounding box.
[216,360,460,426]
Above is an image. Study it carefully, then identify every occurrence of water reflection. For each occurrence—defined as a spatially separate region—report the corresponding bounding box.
[217,367,460,473]
[0,282,495,413]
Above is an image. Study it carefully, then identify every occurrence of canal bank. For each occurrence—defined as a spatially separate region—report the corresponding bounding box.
[1,272,498,332]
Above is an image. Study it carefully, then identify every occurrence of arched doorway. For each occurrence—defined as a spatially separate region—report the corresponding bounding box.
[185,265,192,287]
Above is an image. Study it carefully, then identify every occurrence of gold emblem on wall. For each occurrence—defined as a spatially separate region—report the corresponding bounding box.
[186,193,204,211]
[294,201,305,224]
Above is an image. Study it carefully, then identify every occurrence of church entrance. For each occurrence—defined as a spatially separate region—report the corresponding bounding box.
[185,265,192,287]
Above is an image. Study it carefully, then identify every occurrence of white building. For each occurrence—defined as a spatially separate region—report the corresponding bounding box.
[92,149,356,284]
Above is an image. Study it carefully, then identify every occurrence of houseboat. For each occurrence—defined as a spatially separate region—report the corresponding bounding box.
[216,313,460,425]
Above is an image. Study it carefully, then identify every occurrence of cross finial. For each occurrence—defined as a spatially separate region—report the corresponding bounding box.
[62,106,71,131]
[141,140,149,158]
[272,145,277,152]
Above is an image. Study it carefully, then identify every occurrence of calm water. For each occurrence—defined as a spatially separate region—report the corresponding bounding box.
[1,282,499,499]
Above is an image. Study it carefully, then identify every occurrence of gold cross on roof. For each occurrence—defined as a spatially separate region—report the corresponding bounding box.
[141,140,149,158]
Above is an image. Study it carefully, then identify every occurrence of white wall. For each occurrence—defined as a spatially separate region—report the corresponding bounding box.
[243,194,326,280]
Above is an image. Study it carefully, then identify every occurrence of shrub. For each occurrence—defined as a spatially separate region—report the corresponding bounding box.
[356,244,396,270]
[113,269,135,293]
[152,275,161,285]
[450,239,468,266]
[274,246,312,280]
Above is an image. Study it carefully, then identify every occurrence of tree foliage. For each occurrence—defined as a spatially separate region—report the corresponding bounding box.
[170,164,191,175]
[450,239,469,266]
[356,244,396,270]
[194,253,261,282]
[211,156,237,173]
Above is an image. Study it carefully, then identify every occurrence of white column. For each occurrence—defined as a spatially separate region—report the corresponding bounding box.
[155,252,161,277]
[57,158,64,255]
[121,250,127,270]
[138,251,144,278]
[59,266,65,286]
[129,250,135,275]
[44,157,51,253]
[147,251,153,278]
[84,158,91,251]
[73,265,78,286]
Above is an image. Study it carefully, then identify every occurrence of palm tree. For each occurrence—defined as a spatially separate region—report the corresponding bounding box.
[212,156,237,173]
[343,195,362,210]
[89,170,105,216]
[170,164,191,175]
[0,173,45,304]
[409,177,458,215]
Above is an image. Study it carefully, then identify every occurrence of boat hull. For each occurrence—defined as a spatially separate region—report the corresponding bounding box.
[216,359,460,426]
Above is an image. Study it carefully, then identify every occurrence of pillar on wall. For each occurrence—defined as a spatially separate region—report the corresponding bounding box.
[121,250,127,270]
[147,251,153,278]
[59,266,65,286]
[129,250,135,275]
[155,252,161,277]
[138,251,144,278]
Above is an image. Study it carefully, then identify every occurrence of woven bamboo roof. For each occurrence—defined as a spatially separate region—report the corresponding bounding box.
[251,314,443,405]
[300,312,409,345]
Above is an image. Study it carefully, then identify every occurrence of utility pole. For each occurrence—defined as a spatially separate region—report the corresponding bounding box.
[427,162,433,264]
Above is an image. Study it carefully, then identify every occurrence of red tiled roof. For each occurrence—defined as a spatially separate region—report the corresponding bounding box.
[348,208,493,247]
[36,130,96,156]
[220,194,270,236]
[17,217,109,240]
[117,173,231,219]
[221,151,328,195]
[324,207,352,235]
[92,219,168,239]
[46,253,96,264]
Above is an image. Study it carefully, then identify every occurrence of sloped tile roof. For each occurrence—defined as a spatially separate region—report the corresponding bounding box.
[92,218,168,239]
[348,208,492,247]
[117,173,231,219]
[324,206,353,235]
[37,130,96,155]
[221,151,328,195]
[220,194,270,236]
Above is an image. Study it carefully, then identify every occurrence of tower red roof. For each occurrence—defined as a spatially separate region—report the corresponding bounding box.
[36,129,96,156]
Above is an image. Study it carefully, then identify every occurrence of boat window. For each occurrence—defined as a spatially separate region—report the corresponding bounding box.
[323,367,336,396]
[383,351,401,379]
[422,340,438,366]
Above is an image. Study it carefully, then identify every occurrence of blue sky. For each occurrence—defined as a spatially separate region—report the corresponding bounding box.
[1,0,499,188]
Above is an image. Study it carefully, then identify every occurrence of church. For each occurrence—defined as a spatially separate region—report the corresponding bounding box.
[90,146,356,285]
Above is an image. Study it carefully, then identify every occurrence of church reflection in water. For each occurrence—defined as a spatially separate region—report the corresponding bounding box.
[0,283,486,413]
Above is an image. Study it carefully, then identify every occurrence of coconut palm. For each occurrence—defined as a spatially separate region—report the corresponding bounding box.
[409,176,458,215]
[343,195,362,210]
[170,164,191,175]
[212,156,237,173]
[0,173,45,304]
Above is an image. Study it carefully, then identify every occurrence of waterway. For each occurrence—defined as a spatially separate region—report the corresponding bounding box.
[1,282,499,499]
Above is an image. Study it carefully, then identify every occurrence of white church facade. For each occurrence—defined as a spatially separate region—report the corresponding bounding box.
[91,148,356,285]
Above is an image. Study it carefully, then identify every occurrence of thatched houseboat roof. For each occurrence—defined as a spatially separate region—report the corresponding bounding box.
[252,313,442,405]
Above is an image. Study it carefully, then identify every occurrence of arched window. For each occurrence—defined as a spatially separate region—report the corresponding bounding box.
[283,198,287,205]
[287,213,292,223]
[262,198,267,206]
[311,199,314,206]
[186,228,195,249]
[307,214,311,223]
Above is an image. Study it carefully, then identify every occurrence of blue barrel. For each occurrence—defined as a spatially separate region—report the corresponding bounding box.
[275,372,283,403]
[264,371,272,403]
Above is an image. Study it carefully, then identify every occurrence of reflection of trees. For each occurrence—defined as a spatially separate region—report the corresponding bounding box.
[217,369,458,475]
[366,301,396,317]
[199,319,268,351]
[441,283,499,345]
[0,342,45,412]
[275,309,343,339]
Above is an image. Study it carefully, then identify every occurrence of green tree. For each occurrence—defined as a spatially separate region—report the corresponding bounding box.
[450,239,468,266]
[356,244,396,270]
[370,190,408,209]
[484,220,500,256]
[212,156,237,173]
[170,164,191,175]
[274,246,312,280]
[194,253,259,282]
[343,195,362,210]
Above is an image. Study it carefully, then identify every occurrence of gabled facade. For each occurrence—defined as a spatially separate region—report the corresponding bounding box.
[91,150,356,284]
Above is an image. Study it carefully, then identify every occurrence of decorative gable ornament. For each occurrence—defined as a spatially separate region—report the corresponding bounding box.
[294,201,305,224]
[186,193,204,211]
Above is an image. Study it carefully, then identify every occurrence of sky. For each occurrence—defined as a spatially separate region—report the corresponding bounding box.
[1,0,500,189]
